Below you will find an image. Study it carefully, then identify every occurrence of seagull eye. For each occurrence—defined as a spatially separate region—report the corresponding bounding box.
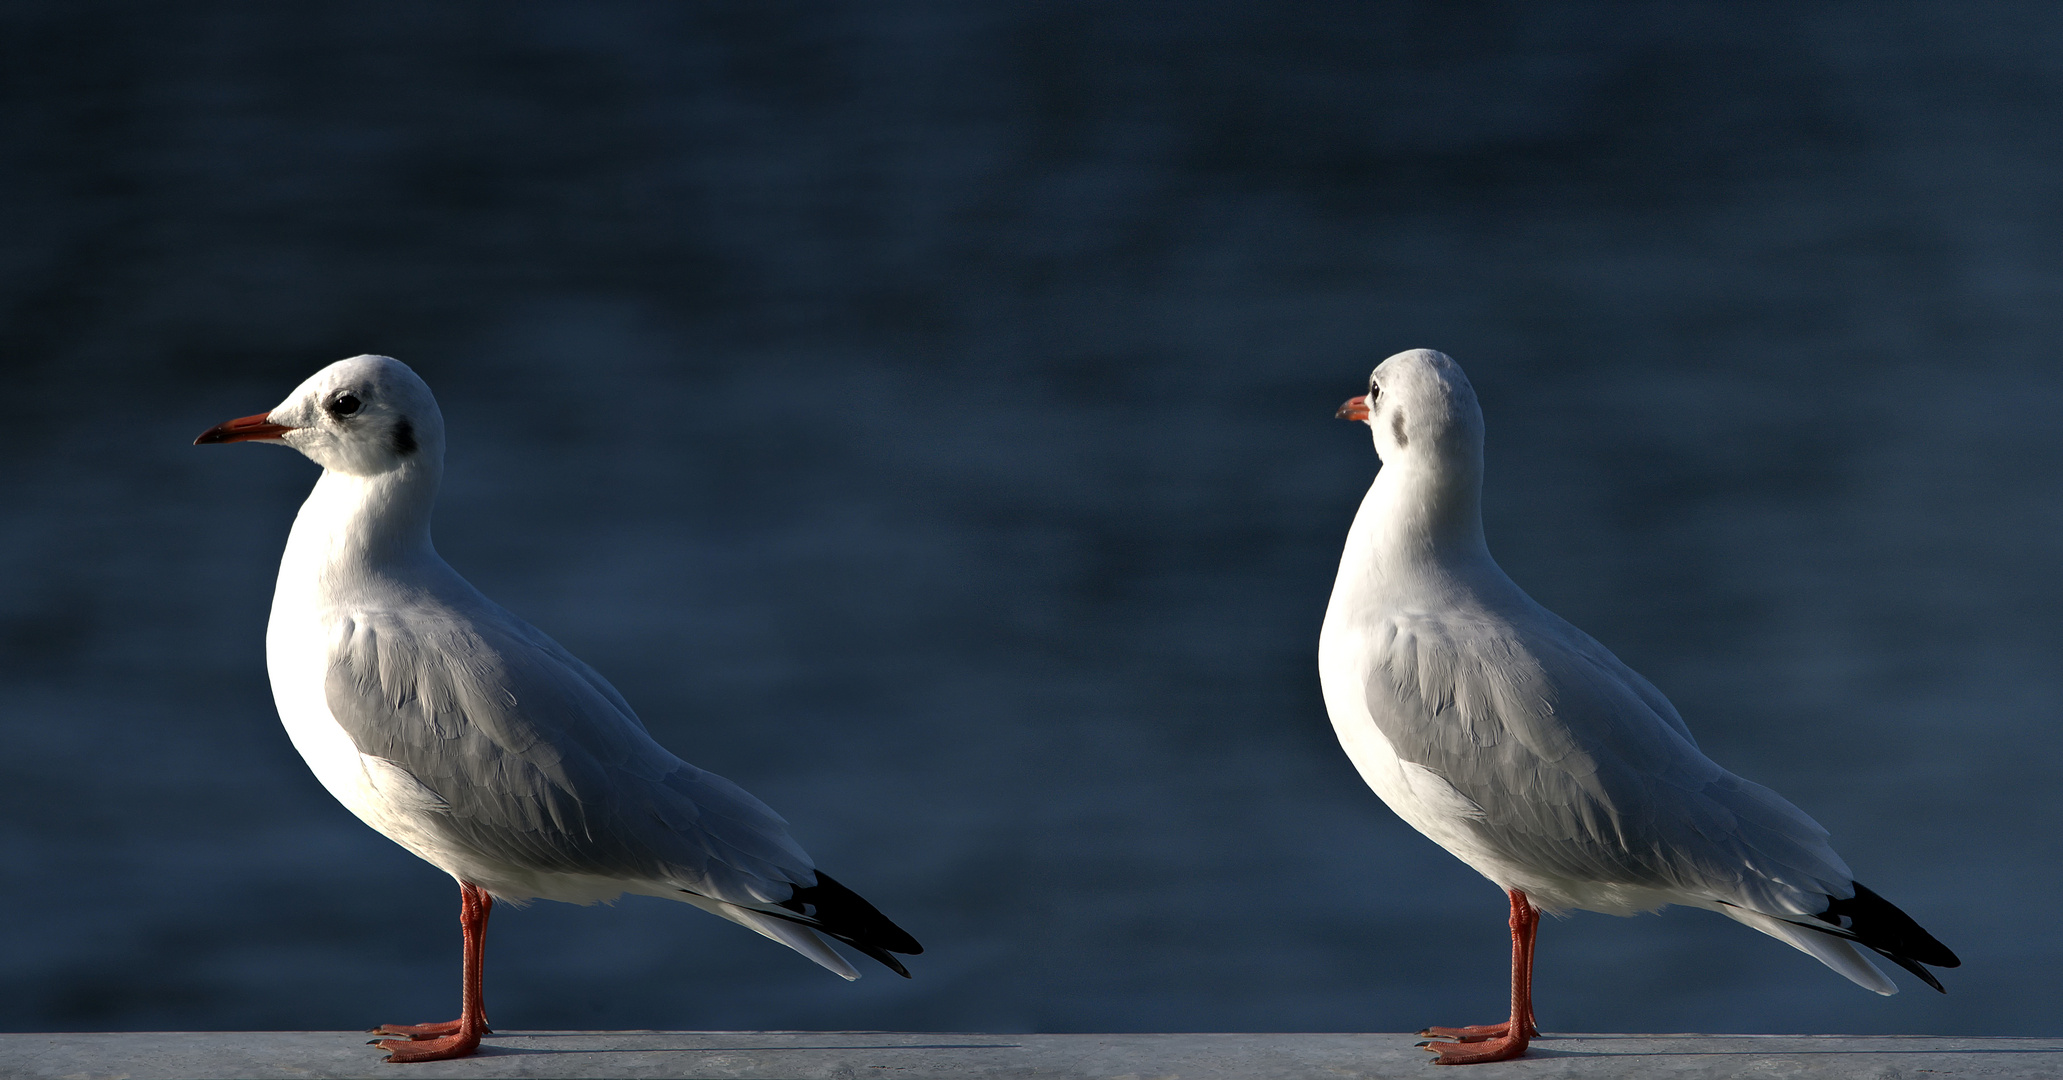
[329,393,362,417]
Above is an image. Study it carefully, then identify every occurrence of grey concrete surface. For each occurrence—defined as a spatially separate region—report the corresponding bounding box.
[2,1031,2058,1079]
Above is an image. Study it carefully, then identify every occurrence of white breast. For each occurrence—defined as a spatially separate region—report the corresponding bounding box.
[264,472,463,870]
[267,603,377,816]
[269,601,478,872]
[1319,621,1504,869]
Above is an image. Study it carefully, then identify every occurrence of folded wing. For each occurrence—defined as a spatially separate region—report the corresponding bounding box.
[1365,606,1856,920]
[324,601,817,908]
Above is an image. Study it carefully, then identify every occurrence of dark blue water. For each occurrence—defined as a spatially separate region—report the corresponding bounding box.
[1,0,2057,1038]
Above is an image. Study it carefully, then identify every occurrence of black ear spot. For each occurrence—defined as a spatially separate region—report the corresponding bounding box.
[391,417,417,455]
[1390,408,1408,448]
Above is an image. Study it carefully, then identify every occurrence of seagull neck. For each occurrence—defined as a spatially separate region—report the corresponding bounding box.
[287,465,443,576]
[1365,454,1490,568]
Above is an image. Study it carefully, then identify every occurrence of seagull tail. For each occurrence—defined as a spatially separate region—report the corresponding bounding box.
[676,870,922,980]
[1719,904,1899,995]
[677,893,863,981]
[1718,882,1960,995]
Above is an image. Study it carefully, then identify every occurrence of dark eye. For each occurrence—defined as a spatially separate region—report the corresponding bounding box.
[328,392,362,417]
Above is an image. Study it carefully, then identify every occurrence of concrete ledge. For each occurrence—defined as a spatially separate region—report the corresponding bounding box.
[4,1031,2058,1079]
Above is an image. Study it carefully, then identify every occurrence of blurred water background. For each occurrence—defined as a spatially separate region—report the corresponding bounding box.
[1,0,2058,1038]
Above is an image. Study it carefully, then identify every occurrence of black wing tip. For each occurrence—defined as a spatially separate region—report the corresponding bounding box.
[1881,950,1948,994]
[1814,881,1960,991]
[857,943,914,978]
[781,870,923,976]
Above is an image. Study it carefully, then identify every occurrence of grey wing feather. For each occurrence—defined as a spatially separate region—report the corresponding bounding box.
[1368,607,1853,916]
[325,602,815,905]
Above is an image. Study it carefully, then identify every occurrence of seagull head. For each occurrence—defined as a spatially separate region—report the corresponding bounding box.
[195,355,445,477]
[1337,348,1483,470]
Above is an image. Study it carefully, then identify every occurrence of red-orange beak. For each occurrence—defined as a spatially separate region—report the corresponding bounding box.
[194,412,296,445]
[1335,394,1370,422]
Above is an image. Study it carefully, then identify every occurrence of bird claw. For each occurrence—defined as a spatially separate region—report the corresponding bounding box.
[1420,1033,1529,1065]
[368,1019,492,1037]
[1418,1019,1537,1062]
[1418,1020,1538,1044]
[367,1018,488,1061]
[373,1031,483,1063]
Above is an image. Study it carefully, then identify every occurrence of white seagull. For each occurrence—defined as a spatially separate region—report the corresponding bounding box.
[197,355,920,1063]
[1317,349,1955,1065]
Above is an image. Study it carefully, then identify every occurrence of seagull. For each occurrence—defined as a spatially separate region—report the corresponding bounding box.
[1317,349,1957,1065]
[196,355,921,1063]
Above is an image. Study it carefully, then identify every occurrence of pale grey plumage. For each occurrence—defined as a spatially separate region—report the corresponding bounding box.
[325,599,816,907]
[206,353,920,985]
[1364,600,1854,920]
[1322,348,1955,997]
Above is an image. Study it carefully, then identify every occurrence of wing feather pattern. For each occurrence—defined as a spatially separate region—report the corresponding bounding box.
[1364,605,1856,919]
[325,601,815,908]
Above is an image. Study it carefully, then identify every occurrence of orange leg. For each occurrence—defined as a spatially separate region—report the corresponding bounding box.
[1417,889,1539,1065]
[369,881,495,1062]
